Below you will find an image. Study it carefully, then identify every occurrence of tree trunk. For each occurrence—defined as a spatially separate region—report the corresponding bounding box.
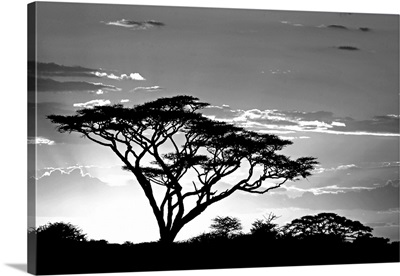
[159,228,179,244]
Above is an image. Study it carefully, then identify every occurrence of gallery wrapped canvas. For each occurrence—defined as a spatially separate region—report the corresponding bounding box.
[28,1,399,275]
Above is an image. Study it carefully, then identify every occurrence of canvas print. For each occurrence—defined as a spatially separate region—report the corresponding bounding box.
[28,2,399,275]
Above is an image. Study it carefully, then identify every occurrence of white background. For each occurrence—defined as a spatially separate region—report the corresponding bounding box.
[0,1,399,276]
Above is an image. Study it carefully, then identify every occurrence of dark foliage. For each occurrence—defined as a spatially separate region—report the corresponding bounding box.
[29,222,86,242]
[30,214,399,275]
[250,213,280,240]
[209,216,243,237]
[281,213,373,242]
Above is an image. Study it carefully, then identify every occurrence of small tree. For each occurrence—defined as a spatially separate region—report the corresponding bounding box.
[48,95,317,243]
[210,216,243,237]
[250,213,280,239]
[282,213,373,242]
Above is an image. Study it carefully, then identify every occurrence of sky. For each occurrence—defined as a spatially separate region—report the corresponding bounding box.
[28,2,399,244]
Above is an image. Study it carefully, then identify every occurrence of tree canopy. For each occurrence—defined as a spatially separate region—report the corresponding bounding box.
[210,216,243,237]
[281,213,373,241]
[48,95,317,243]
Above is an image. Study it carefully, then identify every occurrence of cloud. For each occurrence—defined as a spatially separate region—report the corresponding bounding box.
[281,21,371,35]
[29,61,100,78]
[73,99,111,109]
[336,164,359,170]
[36,165,141,187]
[29,62,146,82]
[27,136,55,145]
[131,86,164,92]
[95,89,105,95]
[202,105,399,137]
[331,121,346,127]
[102,19,165,30]
[279,21,304,28]
[286,182,399,211]
[36,166,94,180]
[327,24,348,30]
[359,27,371,32]
[337,46,360,51]
[306,162,400,193]
[93,72,146,81]
[279,136,310,140]
[122,73,146,81]
[318,24,372,33]
[232,181,399,212]
[32,77,121,93]
[120,99,130,103]
[270,69,292,75]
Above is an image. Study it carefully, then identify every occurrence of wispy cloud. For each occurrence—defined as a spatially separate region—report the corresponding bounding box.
[285,183,376,196]
[202,105,399,137]
[326,24,348,30]
[312,163,360,174]
[33,77,121,93]
[120,99,130,103]
[102,19,165,30]
[29,62,146,82]
[269,69,292,75]
[331,121,346,127]
[73,99,111,109]
[37,166,94,180]
[237,181,399,211]
[281,21,372,33]
[29,61,99,78]
[307,162,399,197]
[36,164,138,188]
[336,46,360,51]
[279,136,311,140]
[318,24,372,32]
[93,72,145,81]
[280,20,304,27]
[28,136,55,145]
[131,86,164,92]
[285,182,399,211]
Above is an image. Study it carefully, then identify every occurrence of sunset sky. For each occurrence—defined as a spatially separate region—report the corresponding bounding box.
[29,2,399,244]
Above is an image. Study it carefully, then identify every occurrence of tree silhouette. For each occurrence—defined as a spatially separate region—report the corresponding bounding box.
[250,213,280,240]
[210,216,243,237]
[282,213,373,242]
[29,222,87,242]
[48,95,317,243]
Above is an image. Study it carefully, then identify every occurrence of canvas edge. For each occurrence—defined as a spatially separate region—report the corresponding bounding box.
[27,2,37,275]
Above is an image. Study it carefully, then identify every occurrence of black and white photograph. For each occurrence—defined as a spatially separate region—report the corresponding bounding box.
[3,1,400,276]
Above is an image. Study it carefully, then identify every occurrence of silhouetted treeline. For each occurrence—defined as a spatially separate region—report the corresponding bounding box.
[28,213,399,275]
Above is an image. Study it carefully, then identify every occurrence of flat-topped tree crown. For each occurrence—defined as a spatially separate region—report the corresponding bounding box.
[48,95,317,243]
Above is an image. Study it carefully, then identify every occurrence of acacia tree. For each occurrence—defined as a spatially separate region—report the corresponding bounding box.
[48,95,317,244]
[210,216,243,237]
[281,213,373,242]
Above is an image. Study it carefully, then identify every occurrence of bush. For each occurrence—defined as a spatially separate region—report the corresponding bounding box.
[29,222,87,242]
[250,213,280,240]
[186,232,227,244]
